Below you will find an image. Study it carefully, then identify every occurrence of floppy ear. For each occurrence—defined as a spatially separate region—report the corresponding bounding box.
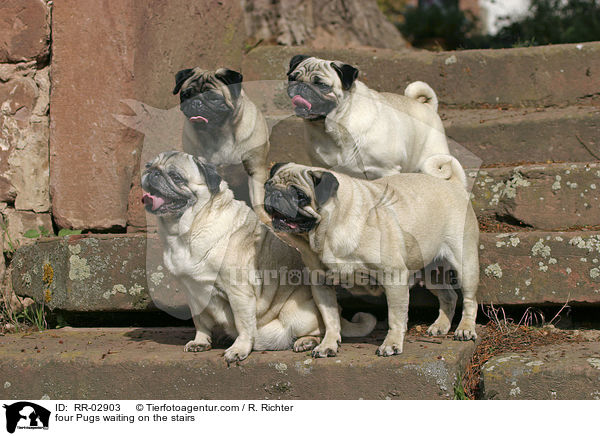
[269,162,289,179]
[173,68,195,95]
[215,68,243,100]
[309,171,339,207]
[287,54,310,76]
[331,62,359,90]
[193,157,222,195]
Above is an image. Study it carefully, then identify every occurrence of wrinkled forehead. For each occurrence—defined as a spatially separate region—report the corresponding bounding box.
[292,58,336,78]
[273,165,310,185]
[147,151,191,169]
[186,69,222,90]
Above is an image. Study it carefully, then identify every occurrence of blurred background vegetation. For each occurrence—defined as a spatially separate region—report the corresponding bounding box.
[378,0,600,51]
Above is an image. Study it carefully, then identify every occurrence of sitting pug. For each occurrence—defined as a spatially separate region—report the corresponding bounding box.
[286,55,466,185]
[264,162,479,356]
[173,67,270,217]
[141,151,376,363]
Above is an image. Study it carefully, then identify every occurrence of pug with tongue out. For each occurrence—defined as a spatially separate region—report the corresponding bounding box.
[173,67,270,221]
[286,55,467,185]
[141,151,377,363]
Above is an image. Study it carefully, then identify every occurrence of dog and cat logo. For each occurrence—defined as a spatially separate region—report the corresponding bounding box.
[3,402,50,433]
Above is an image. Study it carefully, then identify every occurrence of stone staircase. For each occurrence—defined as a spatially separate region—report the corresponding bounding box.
[5,42,600,399]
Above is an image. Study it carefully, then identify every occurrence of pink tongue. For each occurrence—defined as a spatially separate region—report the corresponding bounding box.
[142,193,165,211]
[292,95,312,110]
[189,115,208,123]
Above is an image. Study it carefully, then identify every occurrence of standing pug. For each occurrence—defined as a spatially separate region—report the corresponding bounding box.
[173,67,270,217]
[286,55,466,185]
[141,151,376,363]
[264,162,479,356]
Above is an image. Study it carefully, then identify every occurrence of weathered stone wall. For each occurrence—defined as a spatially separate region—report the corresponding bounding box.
[49,0,246,231]
[0,0,52,255]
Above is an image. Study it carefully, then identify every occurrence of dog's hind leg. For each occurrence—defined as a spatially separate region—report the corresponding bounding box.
[377,282,410,356]
[454,262,478,341]
[427,286,458,336]
[450,236,479,341]
[293,336,321,352]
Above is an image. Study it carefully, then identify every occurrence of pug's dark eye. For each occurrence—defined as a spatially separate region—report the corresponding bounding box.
[313,79,331,92]
[168,172,186,185]
[181,89,195,100]
[292,186,310,206]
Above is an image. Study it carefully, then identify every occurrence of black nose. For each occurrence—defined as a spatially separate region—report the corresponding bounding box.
[264,188,281,213]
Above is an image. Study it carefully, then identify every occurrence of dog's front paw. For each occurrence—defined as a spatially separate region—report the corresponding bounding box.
[184,340,212,352]
[454,321,477,341]
[376,332,405,357]
[224,340,252,363]
[427,319,451,336]
[311,338,339,358]
[310,331,340,358]
[293,336,321,352]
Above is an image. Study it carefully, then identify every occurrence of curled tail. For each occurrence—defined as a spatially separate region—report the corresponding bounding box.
[421,154,467,188]
[404,81,439,113]
[341,312,377,337]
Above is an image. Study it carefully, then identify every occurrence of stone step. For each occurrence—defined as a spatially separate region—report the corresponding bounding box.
[265,106,600,168]
[469,162,600,230]
[479,232,600,305]
[480,336,600,399]
[242,42,600,108]
[0,327,475,400]
[11,234,189,316]
[9,232,600,315]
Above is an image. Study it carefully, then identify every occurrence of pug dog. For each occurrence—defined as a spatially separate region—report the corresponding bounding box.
[141,151,376,363]
[286,55,466,185]
[264,161,479,356]
[173,67,270,218]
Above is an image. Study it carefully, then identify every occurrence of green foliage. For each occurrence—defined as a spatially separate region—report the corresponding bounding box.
[383,0,600,50]
[493,0,600,48]
[0,219,17,254]
[399,3,476,50]
[16,303,47,332]
[58,228,82,237]
[453,375,468,400]
[23,226,51,239]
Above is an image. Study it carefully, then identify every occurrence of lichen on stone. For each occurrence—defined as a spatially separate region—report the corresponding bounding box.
[150,272,164,286]
[69,255,90,281]
[42,263,53,285]
[113,284,127,294]
[68,244,81,255]
[484,263,503,278]
[552,175,562,191]
[488,171,531,206]
[21,272,31,287]
[129,283,144,296]
[588,358,600,369]
[531,239,551,258]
